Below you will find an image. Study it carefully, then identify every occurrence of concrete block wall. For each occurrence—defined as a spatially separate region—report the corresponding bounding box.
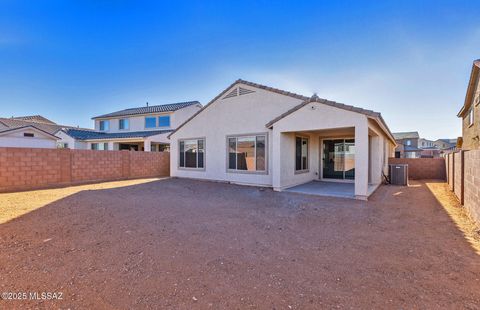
[464,150,480,224]
[0,147,170,192]
[388,158,446,180]
[453,152,464,204]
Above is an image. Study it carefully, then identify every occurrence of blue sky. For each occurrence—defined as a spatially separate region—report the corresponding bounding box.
[0,0,479,139]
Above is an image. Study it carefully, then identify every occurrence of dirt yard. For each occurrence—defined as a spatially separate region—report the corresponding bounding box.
[0,178,479,309]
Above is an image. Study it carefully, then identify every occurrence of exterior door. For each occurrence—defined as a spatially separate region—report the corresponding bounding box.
[322,139,355,180]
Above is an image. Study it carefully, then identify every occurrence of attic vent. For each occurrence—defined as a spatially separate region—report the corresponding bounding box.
[223,88,238,99]
[239,87,255,96]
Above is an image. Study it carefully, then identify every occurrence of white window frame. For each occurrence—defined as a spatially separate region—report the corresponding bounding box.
[158,115,171,128]
[99,120,110,131]
[226,133,268,175]
[119,118,129,130]
[467,106,474,127]
[295,135,309,174]
[178,138,205,170]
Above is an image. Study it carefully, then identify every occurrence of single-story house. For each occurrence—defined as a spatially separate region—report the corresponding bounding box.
[0,125,60,148]
[168,79,396,200]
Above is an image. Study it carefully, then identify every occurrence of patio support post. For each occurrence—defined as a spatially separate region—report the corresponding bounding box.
[355,121,369,200]
[272,129,282,191]
[144,139,151,152]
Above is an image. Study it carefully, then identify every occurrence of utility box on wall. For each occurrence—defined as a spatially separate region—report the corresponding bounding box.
[389,164,408,186]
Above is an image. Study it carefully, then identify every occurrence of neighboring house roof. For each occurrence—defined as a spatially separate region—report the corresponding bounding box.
[168,79,395,143]
[11,115,57,125]
[63,128,172,140]
[0,116,91,135]
[458,59,480,117]
[392,132,419,140]
[0,125,60,139]
[92,101,201,119]
[436,138,457,145]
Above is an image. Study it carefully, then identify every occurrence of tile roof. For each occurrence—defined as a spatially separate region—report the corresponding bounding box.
[403,145,422,152]
[169,79,395,143]
[92,101,201,119]
[11,115,56,125]
[0,117,89,135]
[392,132,419,140]
[63,128,172,140]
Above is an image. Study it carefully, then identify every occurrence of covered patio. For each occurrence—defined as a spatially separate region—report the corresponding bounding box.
[267,96,396,200]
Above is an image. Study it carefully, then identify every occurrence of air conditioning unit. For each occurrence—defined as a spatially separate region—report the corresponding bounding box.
[389,164,408,186]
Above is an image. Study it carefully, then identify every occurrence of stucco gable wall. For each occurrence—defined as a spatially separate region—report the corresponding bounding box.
[170,84,304,185]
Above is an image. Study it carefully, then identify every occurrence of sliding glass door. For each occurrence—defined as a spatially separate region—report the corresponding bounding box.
[322,139,355,180]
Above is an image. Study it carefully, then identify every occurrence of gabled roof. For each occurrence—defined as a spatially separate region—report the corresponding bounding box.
[168,79,394,141]
[0,125,60,139]
[0,116,88,135]
[11,115,56,125]
[458,59,480,117]
[63,128,172,140]
[392,132,419,140]
[92,101,201,119]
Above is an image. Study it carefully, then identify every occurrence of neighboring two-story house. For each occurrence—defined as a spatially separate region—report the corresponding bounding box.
[457,59,480,150]
[393,131,421,158]
[58,101,202,151]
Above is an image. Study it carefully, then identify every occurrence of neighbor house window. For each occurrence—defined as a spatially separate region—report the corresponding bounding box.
[119,118,129,130]
[99,120,109,131]
[228,134,266,172]
[145,117,156,128]
[467,107,474,126]
[295,136,308,172]
[91,143,108,150]
[23,133,34,137]
[405,140,411,146]
[158,115,171,127]
[179,139,205,169]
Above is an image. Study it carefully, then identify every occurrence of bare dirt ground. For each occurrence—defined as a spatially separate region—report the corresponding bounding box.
[0,178,479,309]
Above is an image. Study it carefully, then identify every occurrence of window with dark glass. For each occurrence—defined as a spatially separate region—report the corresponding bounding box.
[99,120,109,131]
[228,135,266,172]
[179,139,205,169]
[119,118,129,130]
[158,116,170,127]
[145,117,156,128]
[91,143,99,150]
[295,137,308,171]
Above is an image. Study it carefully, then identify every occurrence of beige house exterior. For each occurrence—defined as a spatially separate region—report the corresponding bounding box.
[458,59,480,150]
[168,79,396,200]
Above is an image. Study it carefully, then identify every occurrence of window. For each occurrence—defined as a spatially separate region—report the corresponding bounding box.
[23,133,34,137]
[99,120,109,131]
[179,139,205,169]
[57,142,69,149]
[295,137,308,171]
[119,118,129,130]
[405,140,411,146]
[467,107,474,127]
[158,115,170,127]
[228,135,266,172]
[91,143,108,150]
[145,117,156,128]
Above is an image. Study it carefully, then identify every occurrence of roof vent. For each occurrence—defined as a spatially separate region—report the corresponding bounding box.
[223,87,256,99]
[223,88,239,99]
[239,87,255,96]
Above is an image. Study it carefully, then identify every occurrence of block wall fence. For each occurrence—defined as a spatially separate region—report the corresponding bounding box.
[445,150,480,226]
[0,147,170,192]
[388,158,446,180]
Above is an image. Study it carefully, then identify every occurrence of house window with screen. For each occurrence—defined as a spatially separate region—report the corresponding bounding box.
[119,118,129,130]
[145,117,156,128]
[99,120,109,131]
[228,135,266,172]
[158,115,171,127]
[179,139,205,169]
[295,136,308,171]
